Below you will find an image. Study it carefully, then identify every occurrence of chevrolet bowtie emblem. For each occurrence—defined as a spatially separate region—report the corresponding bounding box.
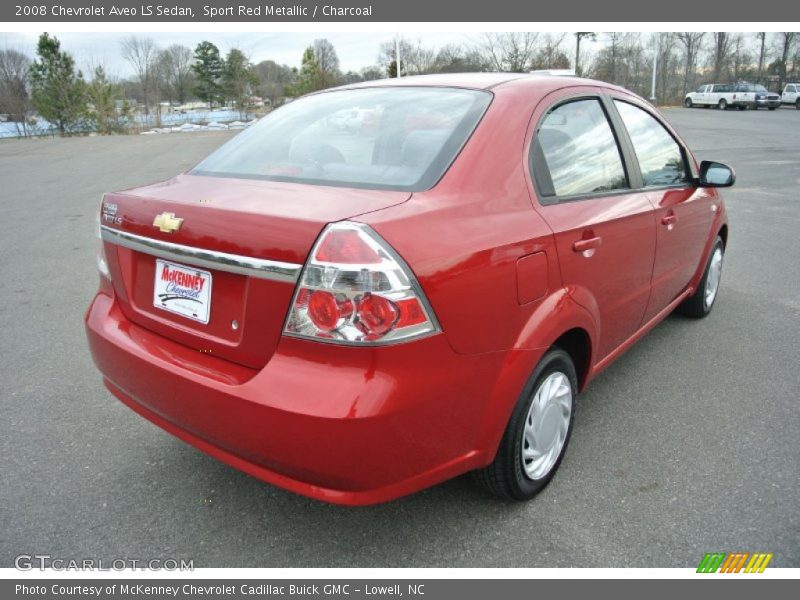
[153,212,183,233]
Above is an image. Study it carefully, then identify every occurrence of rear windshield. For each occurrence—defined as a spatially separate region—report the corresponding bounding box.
[191,87,491,191]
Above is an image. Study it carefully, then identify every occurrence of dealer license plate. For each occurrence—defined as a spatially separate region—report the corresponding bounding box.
[153,259,212,324]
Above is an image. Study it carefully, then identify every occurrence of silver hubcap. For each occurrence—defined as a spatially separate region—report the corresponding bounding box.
[521,372,573,480]
[704,247,724,308]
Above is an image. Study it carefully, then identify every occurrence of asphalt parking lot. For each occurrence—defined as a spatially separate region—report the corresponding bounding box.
[1,106,798,568]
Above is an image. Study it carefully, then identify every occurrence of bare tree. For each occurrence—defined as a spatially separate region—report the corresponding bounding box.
[775,32,798,88]
[378,37,436,76]
[755,32,768,81]
[676,32,704,95]
[710,33,734,81]
[312,39,341,85]
[655,33,680,104]
[476,33,539,72]
[574,32,596,76]
[729,34,750,82]
[0,48,31,136]
[253,59,295,106]
[158,44,193,105]
[120,36,158,116]
[531,33,570,70]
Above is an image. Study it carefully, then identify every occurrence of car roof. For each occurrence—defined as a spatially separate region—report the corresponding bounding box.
[331,72,606,92]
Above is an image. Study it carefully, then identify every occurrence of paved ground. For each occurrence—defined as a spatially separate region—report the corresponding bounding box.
[1,107,798,568]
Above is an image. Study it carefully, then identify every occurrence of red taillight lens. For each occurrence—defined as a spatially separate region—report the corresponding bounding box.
[307,291,354,332]
[307,291,341,331]
[284,222,439,345]
[314,229,381,264]
[357,294,399,336]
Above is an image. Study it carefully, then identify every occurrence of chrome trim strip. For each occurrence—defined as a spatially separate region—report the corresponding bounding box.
[100,226,302,283]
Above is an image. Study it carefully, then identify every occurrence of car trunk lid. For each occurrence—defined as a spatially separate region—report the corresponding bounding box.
[101,174,410,369]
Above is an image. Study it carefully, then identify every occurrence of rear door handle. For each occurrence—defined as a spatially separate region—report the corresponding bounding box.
[661,214,678,226]
[573,237,602,252]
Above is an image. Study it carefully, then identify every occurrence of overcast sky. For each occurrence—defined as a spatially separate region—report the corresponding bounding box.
[0,31,483,77]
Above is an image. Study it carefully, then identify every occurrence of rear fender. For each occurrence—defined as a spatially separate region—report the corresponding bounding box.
[474,289,597,463]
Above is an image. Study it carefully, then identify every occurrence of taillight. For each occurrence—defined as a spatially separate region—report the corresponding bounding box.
[95,212,110,279]
[283,221,440,344]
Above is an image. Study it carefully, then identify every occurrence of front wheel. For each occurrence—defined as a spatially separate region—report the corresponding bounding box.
[768,107,777,111]
[677,236,725,318]
[795,99,799,110]
[473,348,577,500]
[684,98,693,108]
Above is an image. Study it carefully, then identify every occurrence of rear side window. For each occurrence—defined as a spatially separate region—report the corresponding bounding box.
[534,98,628,198]
[190,87,491,192]
[614,101,688,187]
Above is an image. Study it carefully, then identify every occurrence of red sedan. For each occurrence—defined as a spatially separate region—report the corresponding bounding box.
[85,73,733,504]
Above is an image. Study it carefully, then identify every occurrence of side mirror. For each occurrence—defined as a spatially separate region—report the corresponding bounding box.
[698,160,735,187]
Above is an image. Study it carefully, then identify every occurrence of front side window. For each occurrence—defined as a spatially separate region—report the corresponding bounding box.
[614,101,688,188]
[695,85,706,93]
[191,87,491,191]
[535,98,628,198]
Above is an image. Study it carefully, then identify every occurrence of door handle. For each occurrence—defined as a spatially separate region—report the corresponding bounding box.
[661,214,678,226]
[573,236,602,253]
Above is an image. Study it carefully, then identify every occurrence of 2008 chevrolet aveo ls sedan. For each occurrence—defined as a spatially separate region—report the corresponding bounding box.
[85,73,733,504]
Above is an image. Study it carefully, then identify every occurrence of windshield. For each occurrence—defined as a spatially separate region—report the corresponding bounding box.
[191,87,492,191]
[755,85,768,93]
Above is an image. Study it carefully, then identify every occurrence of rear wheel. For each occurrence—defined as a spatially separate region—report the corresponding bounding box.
[473,348,577,500]
[796,99,799,110]
[684,98,693,108]
[768,107,777,111]
[677,236,724,318]
[718,99,728,110]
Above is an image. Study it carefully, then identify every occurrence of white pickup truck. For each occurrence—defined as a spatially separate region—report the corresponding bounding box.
[781,84,800,109]
[684,82,776,110]
[684,84,735,109]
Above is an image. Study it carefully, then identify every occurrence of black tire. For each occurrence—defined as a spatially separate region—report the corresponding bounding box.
[795,99,799,110]
[768,107,777,111]
[684,98,693,108]
[473,348,577,501]
[677,236,725,318]
[718,99,727,110]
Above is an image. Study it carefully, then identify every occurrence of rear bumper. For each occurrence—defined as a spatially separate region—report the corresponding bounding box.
[85,292,536,504]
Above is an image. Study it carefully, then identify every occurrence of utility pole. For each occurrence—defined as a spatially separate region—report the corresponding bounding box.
[395,37,401,78]
[650,33,659,102]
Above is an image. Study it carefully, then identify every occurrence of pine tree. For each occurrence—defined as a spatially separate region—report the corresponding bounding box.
[192,41,224,109]
[28,33,86,135]
[222,49,258,117]
[87,66,128,135]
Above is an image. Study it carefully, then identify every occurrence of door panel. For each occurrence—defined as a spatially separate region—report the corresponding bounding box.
[529,95,657,361]
[610,98,714,321]
[542,195,656,359]
[645,187,714,319]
